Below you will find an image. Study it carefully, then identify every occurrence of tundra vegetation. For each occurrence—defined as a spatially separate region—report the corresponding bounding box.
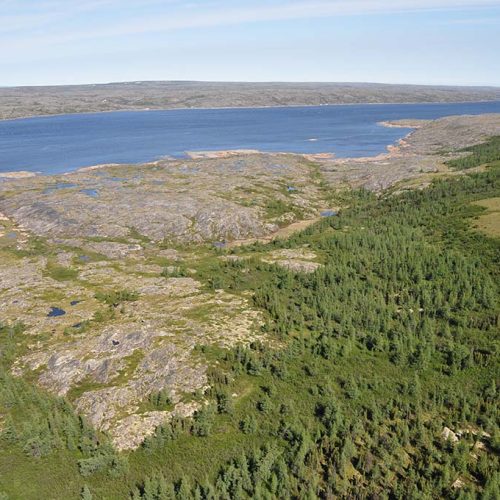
[0,128,499,499]
[2,81,500,120]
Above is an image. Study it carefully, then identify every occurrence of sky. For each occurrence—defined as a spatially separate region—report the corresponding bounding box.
[1,0,500,87]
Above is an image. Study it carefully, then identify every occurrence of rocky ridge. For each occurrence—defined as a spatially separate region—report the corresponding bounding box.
[2,81,500,120]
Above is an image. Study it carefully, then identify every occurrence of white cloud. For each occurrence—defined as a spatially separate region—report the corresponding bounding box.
[2,0,500,50]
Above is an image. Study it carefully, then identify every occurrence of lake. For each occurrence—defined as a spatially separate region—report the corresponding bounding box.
[1,101,499,174]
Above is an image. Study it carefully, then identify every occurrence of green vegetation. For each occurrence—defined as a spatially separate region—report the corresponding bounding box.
[446,136,500,170]
[44,261,79,282]
[1,164,499,499]
[94,289,139,307]
[264,198,304,222]
[161,266,189,278]
[128,227,151,244]
[139,390,173,413]
[0,323,126,499]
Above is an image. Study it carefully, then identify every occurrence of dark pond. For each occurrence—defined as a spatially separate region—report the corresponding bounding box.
[47,307,66,317]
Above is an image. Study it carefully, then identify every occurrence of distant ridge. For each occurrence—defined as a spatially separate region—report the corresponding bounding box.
[1,81,500,120]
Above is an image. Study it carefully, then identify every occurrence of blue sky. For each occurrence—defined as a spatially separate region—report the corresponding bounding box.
[1,0,500,86]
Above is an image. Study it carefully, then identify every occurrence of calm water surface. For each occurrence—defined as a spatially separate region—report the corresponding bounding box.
[1,101,499,174]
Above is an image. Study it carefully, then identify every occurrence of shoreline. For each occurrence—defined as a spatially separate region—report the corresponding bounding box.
[0,118,420,177]
[377,119,430,129]
[1,98,500,123]
[0,121,427,178]
[1,108,497,177]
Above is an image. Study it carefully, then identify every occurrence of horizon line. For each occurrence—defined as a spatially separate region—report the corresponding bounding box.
[2,80,500,89]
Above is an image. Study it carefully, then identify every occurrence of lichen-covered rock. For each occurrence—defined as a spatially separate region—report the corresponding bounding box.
[0,154,323,245]
[262,247,322,273]
[11,269,262,448]
[441,427,459,443]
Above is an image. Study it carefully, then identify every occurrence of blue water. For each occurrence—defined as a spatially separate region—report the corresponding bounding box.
[47,307,66,317]
[80,188,99,198]
[1,101,499,174]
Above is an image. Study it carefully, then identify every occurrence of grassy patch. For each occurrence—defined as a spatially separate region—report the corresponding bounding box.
[471,196,500,237]
[65,376,111,402]
[94,289,139,307]
[111,349,145,386]
[128,227,150,244]
[44,261,79,282]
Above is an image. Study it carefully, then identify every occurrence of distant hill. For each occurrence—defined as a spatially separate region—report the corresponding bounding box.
[1,81,500,120]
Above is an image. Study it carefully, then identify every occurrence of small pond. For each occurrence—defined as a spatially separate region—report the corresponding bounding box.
[47,307,66,317]
[80,189,99,198]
